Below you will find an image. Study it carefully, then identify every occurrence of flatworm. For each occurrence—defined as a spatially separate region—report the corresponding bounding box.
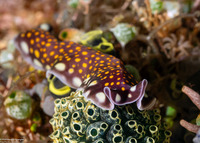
[14,29,155,110]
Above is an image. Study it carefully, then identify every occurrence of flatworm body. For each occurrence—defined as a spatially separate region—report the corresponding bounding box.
[14,29,150,110]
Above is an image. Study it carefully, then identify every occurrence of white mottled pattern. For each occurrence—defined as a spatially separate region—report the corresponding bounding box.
[54,63,66,71]
[130,85,136,92]
[46,65,51,70]
[72,77,82,87]
[20,41,29,54]
[115,94,121,102]
[33,59,43,68]
[96,92,106,103]
[68,68,74,74]
[128,94,132,98]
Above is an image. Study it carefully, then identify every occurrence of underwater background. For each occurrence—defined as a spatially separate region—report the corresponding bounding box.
[0,0,200,143]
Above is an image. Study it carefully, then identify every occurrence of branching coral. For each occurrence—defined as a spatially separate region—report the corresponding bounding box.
[180,85,200,133]
[162,34,192,62]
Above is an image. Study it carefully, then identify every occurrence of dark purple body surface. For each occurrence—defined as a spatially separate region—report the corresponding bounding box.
[14,29,151,110]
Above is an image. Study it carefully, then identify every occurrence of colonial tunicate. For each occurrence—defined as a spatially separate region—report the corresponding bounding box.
[49,91,171,142]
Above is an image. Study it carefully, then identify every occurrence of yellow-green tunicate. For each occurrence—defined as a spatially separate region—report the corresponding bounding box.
[49,91,172,143]
[80,30,115,54]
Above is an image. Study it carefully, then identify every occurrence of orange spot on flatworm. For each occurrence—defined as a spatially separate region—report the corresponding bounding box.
[96,57,100,60]
[82,63,87,68]
[105,83,109,86]
[30,39,34,45]
[82,51,88,55]
[36,38,40,42]
[60,42,65,45]
[59,49,64,53]
[79,69,83,73]
[48,39,52,42]
[43,53,47,58]
[30,48,33,53]
[50,51,55,56]
[54,55,59,59]
[41,34,45,38]
[110,75,114,79]
[27,32,32,38]
[35,32,39,36]
[69,49,73,53]
[76,47,81,51]
[41,41,45,45]
[41,59,45,63]
[34,50,40,58]
[75,58,81,62]
[46,43,51,47]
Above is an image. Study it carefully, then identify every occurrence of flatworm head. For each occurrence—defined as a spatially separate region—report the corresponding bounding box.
[79,66,149,110]
[14,29,155,110]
